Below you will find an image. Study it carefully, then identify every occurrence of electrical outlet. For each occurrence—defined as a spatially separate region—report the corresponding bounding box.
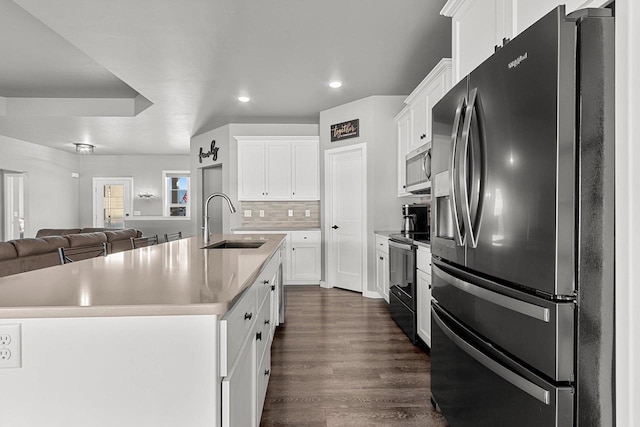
[259,210,265,217]
[0,324,21,369]
[288,210,293,217]
[244,210,252,217]
[305,210,310,217]
[0,334,10,346]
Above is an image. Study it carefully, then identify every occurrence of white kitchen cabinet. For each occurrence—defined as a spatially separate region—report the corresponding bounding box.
[292,140,319,200]
[236,136,319,201]
[441,0,609,83]
[416,246,432,347]
[221,333,256,427]
[289,230,321,283]
[374,233,390,302]
[395,106,412,197]
[234,229,321,285]
[396,59,452,197]
[238,142,266,200]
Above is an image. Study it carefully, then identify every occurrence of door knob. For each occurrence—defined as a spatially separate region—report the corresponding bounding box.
[332,225,339,229]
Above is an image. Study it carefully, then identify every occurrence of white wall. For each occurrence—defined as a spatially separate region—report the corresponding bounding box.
[77,155,190,227]
[191,124,319,237]
[319,96,406,293]
[0,135,80,237]
[615,1,639,425]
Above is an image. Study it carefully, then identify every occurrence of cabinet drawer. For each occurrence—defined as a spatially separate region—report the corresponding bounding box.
[255,294,272,362]
[220,285,257,376]
[290,230,320,244]
[257,345,272,422]
[375,234,389,253]
[417,246,431,273]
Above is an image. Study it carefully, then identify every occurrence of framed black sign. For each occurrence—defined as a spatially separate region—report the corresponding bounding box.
[330,119,359,142]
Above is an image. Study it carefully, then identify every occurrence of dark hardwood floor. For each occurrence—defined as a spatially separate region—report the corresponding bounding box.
[260,286,448,427]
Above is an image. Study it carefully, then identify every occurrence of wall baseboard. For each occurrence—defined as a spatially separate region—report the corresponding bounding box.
[363,290,383,299]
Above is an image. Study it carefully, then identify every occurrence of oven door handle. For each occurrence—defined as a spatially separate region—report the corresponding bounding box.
[432,306,551,405]
[389,240,415,251]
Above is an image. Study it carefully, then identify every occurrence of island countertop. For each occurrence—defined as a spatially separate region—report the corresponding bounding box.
[0,233,285,319]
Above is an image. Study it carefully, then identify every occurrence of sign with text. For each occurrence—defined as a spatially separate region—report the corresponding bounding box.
[198,139,219,163]
[330,119,359,142]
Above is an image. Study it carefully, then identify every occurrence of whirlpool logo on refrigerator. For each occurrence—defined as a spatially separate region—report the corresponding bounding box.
[507,52,528,69]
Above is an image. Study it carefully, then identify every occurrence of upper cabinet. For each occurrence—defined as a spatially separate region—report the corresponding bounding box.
[442,0,610,83]
[236,136,319,201]
[396,59,452,197]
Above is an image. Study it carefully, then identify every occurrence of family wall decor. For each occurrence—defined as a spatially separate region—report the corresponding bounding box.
[199,140,219,163]
[330,119,359,142]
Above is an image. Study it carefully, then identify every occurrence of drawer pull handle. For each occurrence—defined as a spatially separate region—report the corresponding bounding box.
[263,280,270,285]
[244,312,253,320]
[264,369,270,376]
[256,332,262,341]
[264,319,270,325]
[271,285,275,291]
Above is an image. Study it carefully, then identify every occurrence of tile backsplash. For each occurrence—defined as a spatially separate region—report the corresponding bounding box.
[241,201,320,228]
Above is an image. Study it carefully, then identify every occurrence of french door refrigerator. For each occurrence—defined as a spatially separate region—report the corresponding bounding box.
[430,6,614,427]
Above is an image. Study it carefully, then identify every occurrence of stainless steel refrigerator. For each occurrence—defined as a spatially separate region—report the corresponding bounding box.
[430,6,614,427]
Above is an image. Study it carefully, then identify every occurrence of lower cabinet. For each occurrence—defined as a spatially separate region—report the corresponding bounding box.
[234,229,321,284]
[416,246,432,347]
[374,233,390,302]
[220,251,280,427]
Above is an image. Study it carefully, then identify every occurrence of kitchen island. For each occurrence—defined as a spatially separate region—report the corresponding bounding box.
[0,233,285,427]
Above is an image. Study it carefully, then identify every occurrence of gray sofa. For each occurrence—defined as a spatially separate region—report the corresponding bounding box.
[0,228,142,278]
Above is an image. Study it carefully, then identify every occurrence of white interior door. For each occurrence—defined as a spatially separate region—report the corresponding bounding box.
[4,173,25,240]
[93,178,133,228]
[326,144,366,293]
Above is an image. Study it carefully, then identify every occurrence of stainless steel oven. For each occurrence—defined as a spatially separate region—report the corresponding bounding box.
[388,237,417,343]
[405,142,431,194]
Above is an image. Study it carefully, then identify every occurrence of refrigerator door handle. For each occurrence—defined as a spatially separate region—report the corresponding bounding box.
[433,264,550,322]
[450,96,466,246]
[460,88,480,248]
[432,307,551,405]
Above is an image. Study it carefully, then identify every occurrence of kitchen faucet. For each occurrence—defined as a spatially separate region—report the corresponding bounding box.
[203,193,236,245]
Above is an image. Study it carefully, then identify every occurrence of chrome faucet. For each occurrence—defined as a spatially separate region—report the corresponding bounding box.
[203,193,236,245]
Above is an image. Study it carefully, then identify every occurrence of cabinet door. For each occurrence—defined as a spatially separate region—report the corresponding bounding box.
[409,93,427,152]
[292,140,319,200]
[265,142,292,199]
[449,0,508,82]
[238,142,266,200]
[290,244,320,281]
[510,0,606,38]
[376,250,389,303]
[222,335,256,427]
[416,269,432,347]
[396,107,412,197]
[423,74,449,144]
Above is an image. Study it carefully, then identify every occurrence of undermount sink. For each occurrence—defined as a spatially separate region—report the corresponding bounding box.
[203,240,265,249]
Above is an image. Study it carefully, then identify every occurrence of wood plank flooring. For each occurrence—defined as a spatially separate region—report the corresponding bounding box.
[260,286,448,427]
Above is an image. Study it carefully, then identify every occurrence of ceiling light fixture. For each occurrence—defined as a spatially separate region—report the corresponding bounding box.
[329,81,343,89]
[74,143,94,154]
[238,96,251,103]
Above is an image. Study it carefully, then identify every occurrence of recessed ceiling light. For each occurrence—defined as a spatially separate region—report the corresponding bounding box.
[74,143,94,154]
[238,96,251,103]
[329,81,343,89]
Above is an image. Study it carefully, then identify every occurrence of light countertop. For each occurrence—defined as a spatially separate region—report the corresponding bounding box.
[0,234,285,319]
[234,226,321,232]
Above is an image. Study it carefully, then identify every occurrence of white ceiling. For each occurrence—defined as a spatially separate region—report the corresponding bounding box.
[0,0,451,155]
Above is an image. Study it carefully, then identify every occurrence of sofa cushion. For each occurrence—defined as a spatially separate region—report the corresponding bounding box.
[103,229,139,242]
[0,242,18,261]
[80,227,108,233]
[36,228,82,237]
[11,237,68,257]
[66,232,108,248]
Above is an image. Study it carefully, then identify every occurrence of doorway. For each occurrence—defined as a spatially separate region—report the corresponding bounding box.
[3,172,25,240]
[325,143,367,293]
[93,178,133,228]
[202,165,223,234]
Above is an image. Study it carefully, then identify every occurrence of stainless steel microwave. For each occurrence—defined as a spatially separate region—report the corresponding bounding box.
[405,142,431,194]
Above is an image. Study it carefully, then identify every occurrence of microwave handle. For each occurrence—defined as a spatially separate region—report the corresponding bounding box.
[423,149,432,180]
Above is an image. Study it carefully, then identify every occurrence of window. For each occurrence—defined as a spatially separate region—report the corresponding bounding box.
[163,170,190,217]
